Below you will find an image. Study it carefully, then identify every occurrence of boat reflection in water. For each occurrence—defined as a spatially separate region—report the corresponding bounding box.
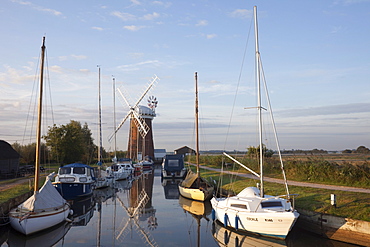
[178,195,212,247]
[7,221,71,247]
[212,220,287,247]
[162,178,182,199]
[113,177,133,192]
[69,195,95,227]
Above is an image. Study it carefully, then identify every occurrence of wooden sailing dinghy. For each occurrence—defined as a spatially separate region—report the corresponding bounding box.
[178,72,214,201]
[9,37,71,235]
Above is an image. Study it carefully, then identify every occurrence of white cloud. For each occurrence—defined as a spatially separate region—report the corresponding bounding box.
[123,25,145,31]
[11,0,31,5]
[142,12,160,21]
[229,9,253,19]
[11,0,62,16]
[58,55,87,61]
[117,60,161,71]
[92,26,104,31]
[152,1,172,8]
[332,0,370,5]
[206,34,217,39]
[111,11,136,21]
[71,54,88,60]
[35,6,62,16]
[49,65,63,73]
[277,103,370,118]
[196,20,208,26]
[130,0,141,5]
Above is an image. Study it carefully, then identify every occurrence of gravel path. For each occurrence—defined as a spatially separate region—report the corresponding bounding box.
[199,164,370,194]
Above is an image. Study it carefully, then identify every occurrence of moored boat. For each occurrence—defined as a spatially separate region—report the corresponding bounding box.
[139,156,154,170]
[53,163,96,200]
[9,173,71,235]
[9,37,71,235]
[211,6,299,239]
[161,154,187,178]
[178,72,214,201]
[106,158,134,180]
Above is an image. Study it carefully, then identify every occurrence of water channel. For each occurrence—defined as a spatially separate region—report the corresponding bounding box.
[0,166,360,246]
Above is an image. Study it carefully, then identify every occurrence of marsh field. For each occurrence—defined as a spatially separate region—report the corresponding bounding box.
[188,152,370,221]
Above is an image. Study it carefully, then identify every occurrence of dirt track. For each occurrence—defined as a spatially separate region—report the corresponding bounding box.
[199,164,370,194]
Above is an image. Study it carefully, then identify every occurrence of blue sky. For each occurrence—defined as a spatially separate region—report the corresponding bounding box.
[1,0,369,153]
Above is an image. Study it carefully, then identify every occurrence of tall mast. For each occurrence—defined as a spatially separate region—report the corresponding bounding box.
[113,77,117,160]
[34,36,46,192]
[254,6,264,197]
[195,72,200,178]
[98,66,102,165]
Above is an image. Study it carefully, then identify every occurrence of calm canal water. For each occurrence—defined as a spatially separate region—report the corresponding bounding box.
[0,166,360,247]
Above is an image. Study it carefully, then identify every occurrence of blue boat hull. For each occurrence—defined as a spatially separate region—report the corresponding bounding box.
[54,182,94,200]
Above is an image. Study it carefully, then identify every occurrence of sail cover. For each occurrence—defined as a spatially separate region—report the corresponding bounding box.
[21,173,67,212]
[181,170,198,187]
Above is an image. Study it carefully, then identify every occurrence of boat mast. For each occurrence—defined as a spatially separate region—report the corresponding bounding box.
[254,6,264,198]
[195,72,200,178]
[113,77,117,161]
[98,66,102,166]
[34,36,46,192]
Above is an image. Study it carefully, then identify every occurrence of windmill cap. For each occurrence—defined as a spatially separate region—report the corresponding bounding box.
[135,105,156,118]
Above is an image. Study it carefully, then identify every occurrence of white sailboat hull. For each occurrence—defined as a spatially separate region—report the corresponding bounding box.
[9,204,70,235]
[211,191,299,239]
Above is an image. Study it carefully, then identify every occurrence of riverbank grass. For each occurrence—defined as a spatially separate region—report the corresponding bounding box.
[194,166,370,222]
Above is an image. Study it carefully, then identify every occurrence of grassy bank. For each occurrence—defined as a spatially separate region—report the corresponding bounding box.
[0,180,31,204]
[190,164,370,222]
[190,154,370,188]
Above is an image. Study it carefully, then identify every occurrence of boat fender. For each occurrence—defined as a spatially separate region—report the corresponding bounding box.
[235,236,239,246]
[65,218,73,223]
[224,213,228,227]
[235,215,239,230]
[223,230,229,244]
[211,209,215,220]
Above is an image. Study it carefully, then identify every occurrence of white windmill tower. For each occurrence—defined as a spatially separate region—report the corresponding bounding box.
[109,75,159,161]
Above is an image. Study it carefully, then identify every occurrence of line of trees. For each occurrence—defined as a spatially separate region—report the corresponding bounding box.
[13,120,108,165]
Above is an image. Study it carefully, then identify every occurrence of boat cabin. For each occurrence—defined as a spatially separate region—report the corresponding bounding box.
[53,163,96,199]
[161,154,187,178]
[223,187,291,213]
[56,163,96,183]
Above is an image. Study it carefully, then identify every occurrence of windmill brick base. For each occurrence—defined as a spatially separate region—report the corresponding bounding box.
[127,117,154,161]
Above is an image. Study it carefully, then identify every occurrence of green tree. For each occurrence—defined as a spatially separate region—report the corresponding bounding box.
[12,142,50,165]
[43,120,96,164]
[355,146,370,154]
[247,145,274,158]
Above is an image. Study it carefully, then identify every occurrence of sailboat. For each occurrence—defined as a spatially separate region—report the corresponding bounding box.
[178,72,214,201]
[9,36,71,235]
[210,6,299,239]
[95,66,110,189]
[106,77,135,181]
